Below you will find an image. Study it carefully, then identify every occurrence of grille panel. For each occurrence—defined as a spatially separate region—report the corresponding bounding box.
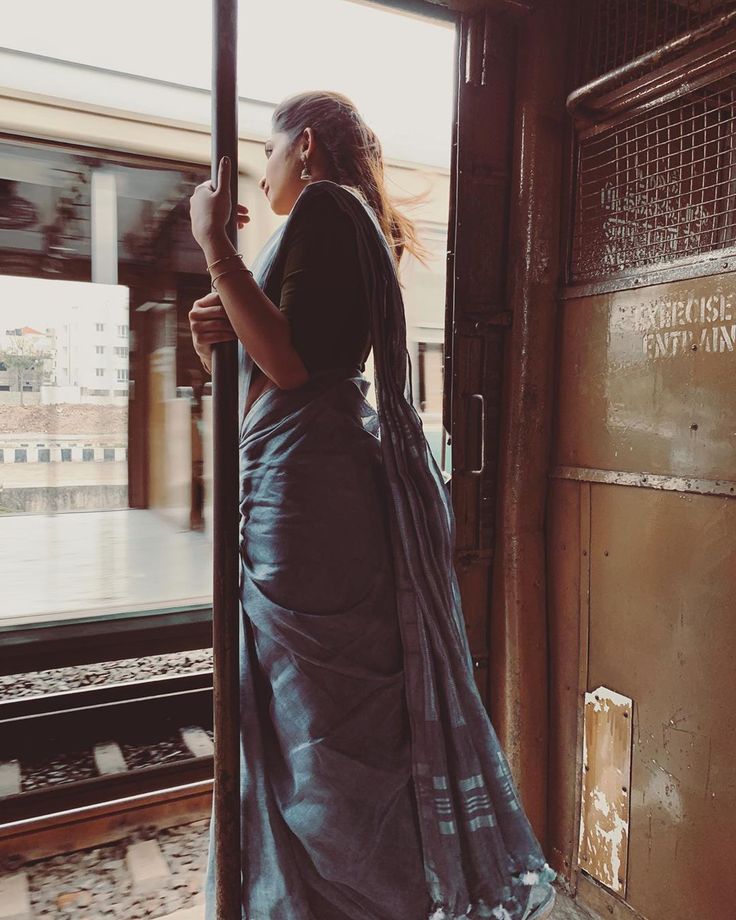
[580,0,736,83]
[572,77,736,281]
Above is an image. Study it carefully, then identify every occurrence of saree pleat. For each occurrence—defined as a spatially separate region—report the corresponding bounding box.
[203,180,555,920]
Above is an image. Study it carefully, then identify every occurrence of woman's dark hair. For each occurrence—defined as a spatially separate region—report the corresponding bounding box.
[272,90,433,270]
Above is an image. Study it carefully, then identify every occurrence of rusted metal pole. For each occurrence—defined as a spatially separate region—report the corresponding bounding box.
[211,0,241,916]
[489,0,570,843]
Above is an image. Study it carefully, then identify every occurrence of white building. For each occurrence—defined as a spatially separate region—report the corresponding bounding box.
[52,288,130,402]
[0,276,129,406]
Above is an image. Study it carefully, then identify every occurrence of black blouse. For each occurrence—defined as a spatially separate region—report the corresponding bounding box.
[264,185,372,377]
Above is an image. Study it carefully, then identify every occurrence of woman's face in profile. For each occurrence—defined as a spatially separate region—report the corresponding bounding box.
[259,130,304,217]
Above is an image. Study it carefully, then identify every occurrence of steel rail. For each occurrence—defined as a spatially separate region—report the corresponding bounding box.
[1,756,213,824]
[0,672,213,756]
[0,774,214,862]
[0,679,215,861]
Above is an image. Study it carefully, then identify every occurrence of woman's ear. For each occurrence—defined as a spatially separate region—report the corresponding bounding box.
[302,127,316,158]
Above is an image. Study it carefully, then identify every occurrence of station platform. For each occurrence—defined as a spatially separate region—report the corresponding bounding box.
[0,509,212,627]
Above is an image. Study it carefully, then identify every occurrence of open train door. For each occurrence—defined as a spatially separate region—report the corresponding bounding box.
[443,4,518,721]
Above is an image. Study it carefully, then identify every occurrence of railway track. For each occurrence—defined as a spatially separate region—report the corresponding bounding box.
[0,672,215,860]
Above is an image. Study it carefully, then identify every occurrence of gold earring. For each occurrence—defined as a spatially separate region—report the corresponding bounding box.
[300,155,311,181]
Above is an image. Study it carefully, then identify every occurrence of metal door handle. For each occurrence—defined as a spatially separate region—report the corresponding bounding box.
[468,392,485,475]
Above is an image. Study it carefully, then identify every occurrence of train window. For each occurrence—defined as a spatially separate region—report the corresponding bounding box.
[572,75,736,281]
[0,137,214,622]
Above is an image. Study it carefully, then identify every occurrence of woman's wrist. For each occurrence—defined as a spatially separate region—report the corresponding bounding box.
[201,231,235,266]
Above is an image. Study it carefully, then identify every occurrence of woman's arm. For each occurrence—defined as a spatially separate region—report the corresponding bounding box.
[202,232,309,390]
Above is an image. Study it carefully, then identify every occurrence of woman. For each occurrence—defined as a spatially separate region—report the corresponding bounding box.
[189,91,556,920]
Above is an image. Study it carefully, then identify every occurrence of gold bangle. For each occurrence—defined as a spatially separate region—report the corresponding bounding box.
[207,251,243,272]
[211,265,253,291]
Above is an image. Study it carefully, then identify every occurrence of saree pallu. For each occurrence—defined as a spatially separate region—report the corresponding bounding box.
[203,180,556,920]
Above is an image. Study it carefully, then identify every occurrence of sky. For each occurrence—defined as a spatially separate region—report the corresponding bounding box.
[0,276,129,331]
[1,0,455,168]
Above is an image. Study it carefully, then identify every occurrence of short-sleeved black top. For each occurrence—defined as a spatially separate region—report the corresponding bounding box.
[262,185,372,378]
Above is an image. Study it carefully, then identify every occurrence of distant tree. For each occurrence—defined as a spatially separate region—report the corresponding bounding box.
[0,337,52,405]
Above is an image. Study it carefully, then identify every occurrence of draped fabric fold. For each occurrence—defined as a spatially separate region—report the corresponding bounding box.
[204,180,555,920]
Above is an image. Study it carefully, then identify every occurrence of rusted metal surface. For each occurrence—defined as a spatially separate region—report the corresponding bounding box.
[554,276,736,484]
[567,2,736,118]
[576,873,647,920]
[563,257,736,299]
[553,465,736,499]
[552,169,736,920]
[487,0,570,840]
[549,476,736,919]
[580,30,736,127]
[586,484,736,920]
[546,479,586,883]
[210,1,241,917]
[579,686,633,895]
[551,4,736,918]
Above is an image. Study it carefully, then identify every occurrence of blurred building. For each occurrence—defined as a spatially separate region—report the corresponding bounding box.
[0,46,451,518]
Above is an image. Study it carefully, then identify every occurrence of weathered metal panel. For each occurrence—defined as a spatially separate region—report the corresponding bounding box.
[579,686,633,894]
[551,239,736,920]
[546,478,586,882]
[587,483,736,920]
[552,5,736,918]
[555,275,736,482]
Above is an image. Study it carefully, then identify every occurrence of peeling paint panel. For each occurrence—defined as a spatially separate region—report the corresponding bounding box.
[579,685,633,894]
[587,484,736,920]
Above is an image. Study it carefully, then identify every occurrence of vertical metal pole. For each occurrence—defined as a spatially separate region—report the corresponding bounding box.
[211,0,241,916]
[489,0,570,843]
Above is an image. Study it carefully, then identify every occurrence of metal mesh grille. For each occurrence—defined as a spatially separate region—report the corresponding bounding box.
[579,0,736,82]
[571,76,736,282]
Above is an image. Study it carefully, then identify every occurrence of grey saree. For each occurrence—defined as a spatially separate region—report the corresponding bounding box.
[203,180,556,920]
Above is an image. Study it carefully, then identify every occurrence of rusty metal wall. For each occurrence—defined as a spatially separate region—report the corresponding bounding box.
[588,484,735,917]
[549,295,736,918]
[548,3,736,916]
